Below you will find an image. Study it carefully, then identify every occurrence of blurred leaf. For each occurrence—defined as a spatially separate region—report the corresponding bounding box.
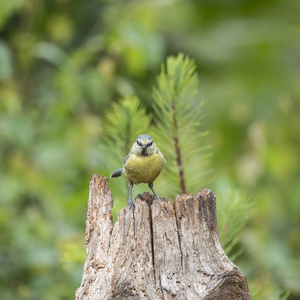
[0,41,13,80]
[0,0,24,29]
[34,42,67,66]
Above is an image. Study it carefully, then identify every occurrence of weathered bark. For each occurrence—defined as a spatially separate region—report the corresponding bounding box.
[76,174,251,300]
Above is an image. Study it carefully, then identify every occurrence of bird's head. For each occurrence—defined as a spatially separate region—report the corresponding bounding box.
[132,134,156,156]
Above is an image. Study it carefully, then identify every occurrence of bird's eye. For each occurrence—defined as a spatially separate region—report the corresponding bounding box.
[147,141,153,147]
[136,140,142,147]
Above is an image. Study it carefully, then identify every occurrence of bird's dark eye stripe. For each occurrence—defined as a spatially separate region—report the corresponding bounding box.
[137,140,153,147]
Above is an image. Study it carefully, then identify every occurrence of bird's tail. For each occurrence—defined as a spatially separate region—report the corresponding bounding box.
[110,168,124,178]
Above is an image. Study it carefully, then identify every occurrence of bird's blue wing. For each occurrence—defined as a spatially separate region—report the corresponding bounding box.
[110,168,124,178]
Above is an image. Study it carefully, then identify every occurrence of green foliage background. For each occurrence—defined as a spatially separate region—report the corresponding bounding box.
[0,0,299,299]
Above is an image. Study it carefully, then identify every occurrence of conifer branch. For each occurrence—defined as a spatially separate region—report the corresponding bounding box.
[152,53,211,197]
[100,97,151,206]
[171,101,186,194]
[217,189,253,260]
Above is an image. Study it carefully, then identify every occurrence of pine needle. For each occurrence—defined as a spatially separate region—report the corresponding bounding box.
[217,189,253,260]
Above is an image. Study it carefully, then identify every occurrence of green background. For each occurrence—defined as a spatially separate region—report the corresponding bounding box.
[0,0,299,299]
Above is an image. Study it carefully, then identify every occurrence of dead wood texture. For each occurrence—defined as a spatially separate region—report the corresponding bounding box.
[76,174,251,300]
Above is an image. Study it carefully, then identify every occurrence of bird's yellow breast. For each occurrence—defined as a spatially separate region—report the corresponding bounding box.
[124,153,165,184]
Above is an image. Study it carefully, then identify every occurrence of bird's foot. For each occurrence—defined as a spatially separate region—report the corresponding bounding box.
[128,198,135,209]
[158,196,167,200]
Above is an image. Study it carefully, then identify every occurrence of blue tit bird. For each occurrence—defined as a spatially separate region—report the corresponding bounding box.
[110,134,165,209]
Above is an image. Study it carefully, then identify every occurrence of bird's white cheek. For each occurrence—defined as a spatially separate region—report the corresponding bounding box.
[148,147,155,154]
[133,148,141,155]
[134,147,143,155]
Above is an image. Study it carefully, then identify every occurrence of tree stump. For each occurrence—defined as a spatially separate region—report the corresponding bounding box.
[76,174,251,300]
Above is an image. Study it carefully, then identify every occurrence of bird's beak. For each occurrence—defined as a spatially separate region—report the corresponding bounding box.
[142,144,147,149]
